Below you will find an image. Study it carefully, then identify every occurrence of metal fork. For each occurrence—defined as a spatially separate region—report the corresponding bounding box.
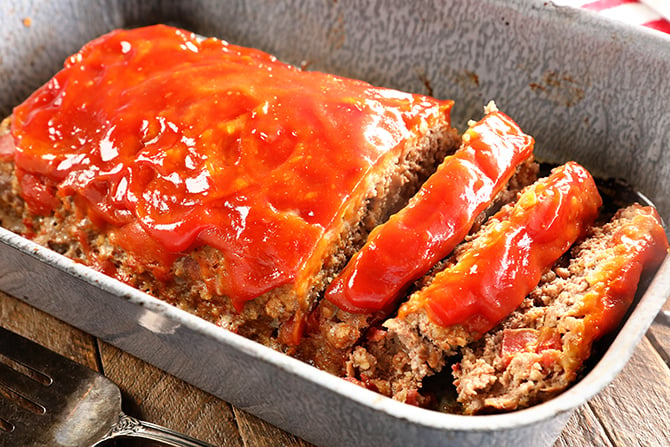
[0,326,217,447]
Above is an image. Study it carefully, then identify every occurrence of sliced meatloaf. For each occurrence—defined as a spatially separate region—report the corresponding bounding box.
[347,162,603,404]
[453,204,669,414]
[297,105,539,374]
[0,25,460,353]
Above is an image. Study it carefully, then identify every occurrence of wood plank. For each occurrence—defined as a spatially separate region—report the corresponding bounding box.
[646,298,670,367]
[554,405,613,447]
[0,291,98,369]
[233,408,314,447]
[587,336,670,446]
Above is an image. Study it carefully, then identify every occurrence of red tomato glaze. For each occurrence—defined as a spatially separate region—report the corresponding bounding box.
[325,110,535,313]
[401,162,603,337]
[10,25,453,310]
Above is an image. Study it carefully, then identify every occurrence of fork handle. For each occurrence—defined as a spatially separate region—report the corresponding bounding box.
[93,412,217,447]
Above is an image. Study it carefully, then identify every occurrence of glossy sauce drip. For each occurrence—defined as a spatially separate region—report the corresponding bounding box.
[10,25,453,309]
[400,162,603,336]
[325,111,534,313]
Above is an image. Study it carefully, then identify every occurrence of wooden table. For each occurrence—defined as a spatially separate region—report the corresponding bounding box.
[1,290,669,447]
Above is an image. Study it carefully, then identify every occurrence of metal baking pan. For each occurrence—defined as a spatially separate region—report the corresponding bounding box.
[1,1,669,446]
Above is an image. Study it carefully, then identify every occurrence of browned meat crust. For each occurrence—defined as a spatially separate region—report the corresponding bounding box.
[0,118,23,233]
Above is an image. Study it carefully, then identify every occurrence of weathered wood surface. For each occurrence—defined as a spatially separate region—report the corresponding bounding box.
[1,291,668,447]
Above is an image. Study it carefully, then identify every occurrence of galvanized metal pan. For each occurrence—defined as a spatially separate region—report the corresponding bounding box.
[1,1,670,446]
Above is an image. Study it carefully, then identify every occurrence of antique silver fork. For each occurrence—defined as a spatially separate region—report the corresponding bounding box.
[0,326,216,447]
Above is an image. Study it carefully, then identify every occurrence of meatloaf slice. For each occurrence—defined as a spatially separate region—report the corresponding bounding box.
[453,204,669,414]
[0,25,460,353]
[348,162,603,404]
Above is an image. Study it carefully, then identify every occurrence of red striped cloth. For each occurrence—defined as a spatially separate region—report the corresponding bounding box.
[554,0,670,34]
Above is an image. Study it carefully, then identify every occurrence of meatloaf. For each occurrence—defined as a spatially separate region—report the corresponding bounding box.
[347,162,603,404]
[453,204,669,414]
[0,25,460,352]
